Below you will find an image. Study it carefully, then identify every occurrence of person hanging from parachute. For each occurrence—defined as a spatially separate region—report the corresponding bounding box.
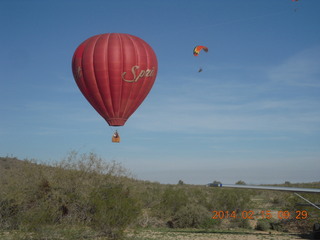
[193,45,208,72]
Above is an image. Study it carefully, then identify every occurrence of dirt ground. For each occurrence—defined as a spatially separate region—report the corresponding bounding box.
[128,229,311,240]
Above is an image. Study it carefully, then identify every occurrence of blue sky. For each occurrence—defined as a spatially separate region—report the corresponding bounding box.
[1,0,319,185]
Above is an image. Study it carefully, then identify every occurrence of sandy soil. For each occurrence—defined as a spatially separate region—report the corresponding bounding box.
[128,229,310,240]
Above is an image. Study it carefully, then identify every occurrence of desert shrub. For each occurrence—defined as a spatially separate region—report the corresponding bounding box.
[19,199,61,231]
[154,187,188,218]
[173,203,212,228]
[88,184,141,239]
[136,209,165,228]
[203,188,253,213]
[239,219,252,229]
[202,217,222,230]
[217,190,252,211]
[270,220,284,232]
[202,189,222,210]
[230,218,252,229]
[0,162,55,230]
[0,152,138,238]
[188,188,208,208]
[0,198,20,229]
[270,195,288,208]
[256,219,271,231]
[135,183,163,209]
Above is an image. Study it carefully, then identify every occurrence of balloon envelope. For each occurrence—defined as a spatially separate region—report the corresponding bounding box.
[72,33,158,126]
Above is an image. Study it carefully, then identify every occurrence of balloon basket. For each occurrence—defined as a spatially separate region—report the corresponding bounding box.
[112,136,120,143]
[112,131,120,143]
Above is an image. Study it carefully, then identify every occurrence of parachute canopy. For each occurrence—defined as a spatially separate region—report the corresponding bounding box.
[193,45,208,56]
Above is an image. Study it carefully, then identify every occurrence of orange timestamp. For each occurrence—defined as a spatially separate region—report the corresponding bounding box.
[212,210,308,220]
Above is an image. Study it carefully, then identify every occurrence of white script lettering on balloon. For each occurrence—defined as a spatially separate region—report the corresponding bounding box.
[122,65,155,83]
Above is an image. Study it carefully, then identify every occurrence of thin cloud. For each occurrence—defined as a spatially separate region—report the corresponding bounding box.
[269,46,320,87]
[133,95,320,134]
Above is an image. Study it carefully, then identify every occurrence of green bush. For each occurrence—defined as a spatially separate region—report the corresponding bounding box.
[0,152,139,239]
[217,190,252,211]
[173,203,212,228]
[154,187,188,218]
[270,220,284,232]
[19,199,61,231]
[256,219,271,231]
[0,199,20,230]
[88,184,141,239]
[202,217,222,229]
[236,218,252,229]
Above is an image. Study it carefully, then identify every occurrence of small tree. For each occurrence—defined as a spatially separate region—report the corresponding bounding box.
[235,180,246,185]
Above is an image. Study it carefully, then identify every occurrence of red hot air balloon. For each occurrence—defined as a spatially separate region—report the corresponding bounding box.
[72,33,158,127]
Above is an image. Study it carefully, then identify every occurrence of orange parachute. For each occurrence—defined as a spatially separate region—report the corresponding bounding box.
[193,45,208,56]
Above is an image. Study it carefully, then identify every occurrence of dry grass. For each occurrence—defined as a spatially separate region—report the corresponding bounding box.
[0,154,319,239]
